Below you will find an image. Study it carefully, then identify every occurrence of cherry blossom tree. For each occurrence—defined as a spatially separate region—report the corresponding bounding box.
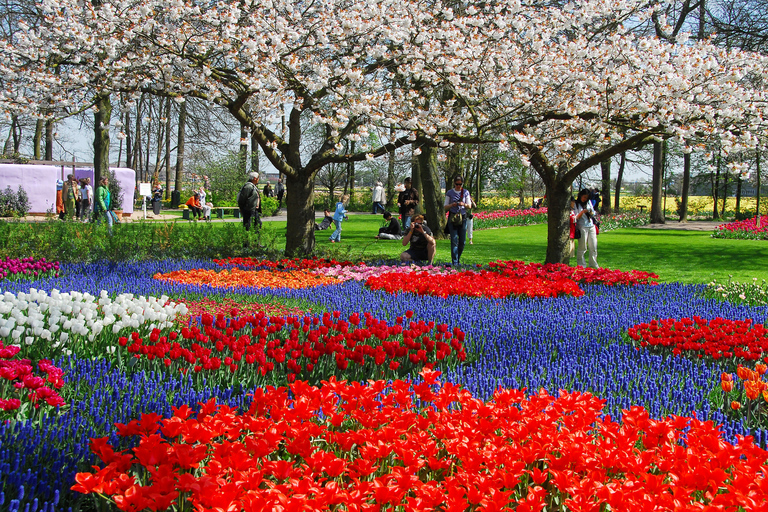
[389,0,768,262]
[2,0,766,262]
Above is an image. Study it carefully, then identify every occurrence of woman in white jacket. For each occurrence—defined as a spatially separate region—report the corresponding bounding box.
[572,188,599,268]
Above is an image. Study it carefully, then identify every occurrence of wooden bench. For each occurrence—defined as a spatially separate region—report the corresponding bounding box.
[216,206,241,219]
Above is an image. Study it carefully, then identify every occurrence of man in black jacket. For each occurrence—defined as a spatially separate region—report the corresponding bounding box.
[237,172,262,232]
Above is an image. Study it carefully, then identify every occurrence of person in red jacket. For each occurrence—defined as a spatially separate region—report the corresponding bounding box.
[185,193,203,220]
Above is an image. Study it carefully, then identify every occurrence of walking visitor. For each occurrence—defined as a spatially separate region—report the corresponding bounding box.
[573,188,599,268]
[372,181,386,214]
[237,172,262,232]
[444,175,473,266]
[329,194,349,243]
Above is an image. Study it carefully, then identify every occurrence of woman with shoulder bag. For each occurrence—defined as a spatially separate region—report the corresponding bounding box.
[572,189,599,268]
[444,175,473,266]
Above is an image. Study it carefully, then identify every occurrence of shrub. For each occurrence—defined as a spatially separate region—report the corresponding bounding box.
[0,185,31,217]
[0,220,282,263]
[261,196,279,216]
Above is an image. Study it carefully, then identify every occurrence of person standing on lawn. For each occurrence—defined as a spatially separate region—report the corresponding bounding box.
[397,177,419,231]
[95,176,113,235]
[79,178,93,222]
[329,194,349,243]
[372,181,386,214]
[444,175,473,266]
[62,174,78,220]
[238,172,262,232]
[573,188,599,268]
[275,178,285,209]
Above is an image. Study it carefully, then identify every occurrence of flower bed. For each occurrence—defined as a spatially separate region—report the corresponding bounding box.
[0,289,187,360]
[170,297,309,324]
[213,257,355,270]
[627,317,768,363]
[367,269,584,298]
[74,371,768,512]
[0,342,65,420]
[706,277,768,306]
[598,211,649,231]
[713,216,768,240]
[115,310,466,387]
[0,257,59,281]
[1,257,767,511]
[488,260,659,286]
[153,268,340,289]
[472,207,547,230]
[313,263,458,282]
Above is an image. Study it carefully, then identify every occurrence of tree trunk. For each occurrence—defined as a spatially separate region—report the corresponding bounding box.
[679,152,691,222]
[417,143,446,239]
[544,180,572,264]
[411,148,423,213]
[33,119,43,159]
[736,174,742,213]
[12,116,21,154]
[386,127,396,209]
[600,158,611,215]
[2,116,16,156]
[713,151,721,220]
[650,141,665,224]
[239,124,248,175]
[162,98,170,192]
[176,100,186,194]
[475,144,482,204]
[613,151,626,211]
[347,141,356,202]
[250,122,259,177]
[284,172,316,256]
[134,95,143,180]
[721,169,729,218]
[93,93,112,187]
[153,113,164,188]
[125,110,133,169]
[43,120,53,160]
[757,151,762,219]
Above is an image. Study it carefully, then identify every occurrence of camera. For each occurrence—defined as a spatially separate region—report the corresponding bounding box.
[413,222,422,229]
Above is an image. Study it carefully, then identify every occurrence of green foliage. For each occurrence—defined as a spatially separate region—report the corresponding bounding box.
[261,196,279,216]
[0,185,30,217]
[0,220,282,263]
[107,169,123,211]
[202,151,249,208]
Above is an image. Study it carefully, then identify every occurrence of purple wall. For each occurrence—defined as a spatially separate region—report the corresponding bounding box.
[0,164,135,214]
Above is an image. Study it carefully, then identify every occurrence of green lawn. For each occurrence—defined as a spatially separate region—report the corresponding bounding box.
[136,213,768,284]
[255,215,767,285]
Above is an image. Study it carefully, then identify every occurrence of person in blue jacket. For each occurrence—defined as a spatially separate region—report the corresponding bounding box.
[329,194,349,243]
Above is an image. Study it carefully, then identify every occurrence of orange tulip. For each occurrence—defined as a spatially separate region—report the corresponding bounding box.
[721,372,733,382]
[721,380,733,392]
[745,381,760,400]
[731,401,741,410]
[756,363,767,375]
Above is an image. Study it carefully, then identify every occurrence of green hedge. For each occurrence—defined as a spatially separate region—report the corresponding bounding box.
[0,220,281,263]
